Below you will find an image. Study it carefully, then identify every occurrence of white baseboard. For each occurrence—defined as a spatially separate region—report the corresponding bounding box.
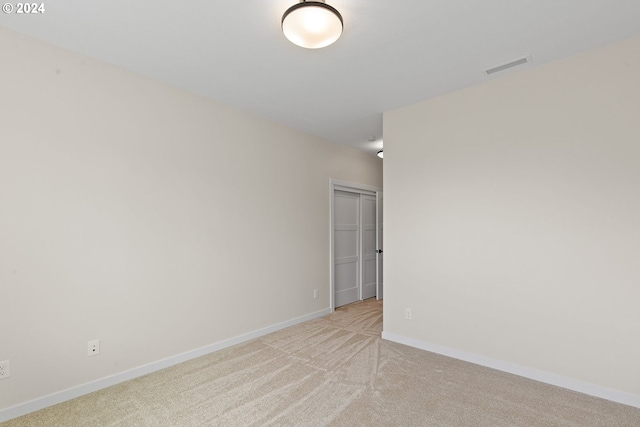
[0,308,332,423]
[381,331,640,409]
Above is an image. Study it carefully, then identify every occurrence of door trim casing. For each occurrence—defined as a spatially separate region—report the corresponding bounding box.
[329,179,382,312]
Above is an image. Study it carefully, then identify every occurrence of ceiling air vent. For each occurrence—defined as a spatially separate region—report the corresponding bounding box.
[485,56,531,75]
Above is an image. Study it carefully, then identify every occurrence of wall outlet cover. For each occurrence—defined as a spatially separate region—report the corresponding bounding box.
[0,360,10,379]
[88,339,100,356]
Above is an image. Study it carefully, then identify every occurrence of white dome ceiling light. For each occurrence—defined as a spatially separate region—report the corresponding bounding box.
[377,150,383,159]
[282,1,343,49]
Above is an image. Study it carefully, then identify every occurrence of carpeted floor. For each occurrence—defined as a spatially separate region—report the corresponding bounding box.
[3,298,640,426]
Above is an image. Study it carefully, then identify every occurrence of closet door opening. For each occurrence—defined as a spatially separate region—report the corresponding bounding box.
[330,179,383,310]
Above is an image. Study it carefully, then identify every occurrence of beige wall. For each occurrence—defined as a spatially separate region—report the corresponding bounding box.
[384,36,640,397]
[0,28,382,410]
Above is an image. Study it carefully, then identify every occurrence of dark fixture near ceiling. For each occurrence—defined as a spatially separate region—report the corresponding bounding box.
[282,1,343,49]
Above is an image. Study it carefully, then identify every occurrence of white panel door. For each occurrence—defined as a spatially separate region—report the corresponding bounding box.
[376,191,383,300]
[361,195,377,300]
[334,190,360,307]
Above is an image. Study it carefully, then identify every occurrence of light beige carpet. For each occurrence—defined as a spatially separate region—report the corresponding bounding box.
[3,299,639,426]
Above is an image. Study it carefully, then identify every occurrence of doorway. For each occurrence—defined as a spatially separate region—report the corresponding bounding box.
[330,179,383,310]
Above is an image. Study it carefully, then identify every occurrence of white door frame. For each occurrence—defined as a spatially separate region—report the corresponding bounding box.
[329,178,382,312]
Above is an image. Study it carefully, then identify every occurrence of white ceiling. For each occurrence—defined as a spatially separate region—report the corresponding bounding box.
[2,1,640,156]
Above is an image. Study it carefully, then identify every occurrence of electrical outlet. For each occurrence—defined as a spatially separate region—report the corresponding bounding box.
[88,339,100,356]
[313,289,319,299]
[405,308,412,320]
[0,360,10,379]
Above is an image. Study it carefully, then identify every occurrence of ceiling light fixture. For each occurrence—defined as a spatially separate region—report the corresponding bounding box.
[377,149,383,159]
[282,1,343,49]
